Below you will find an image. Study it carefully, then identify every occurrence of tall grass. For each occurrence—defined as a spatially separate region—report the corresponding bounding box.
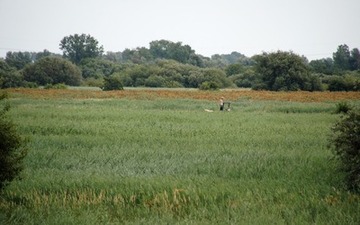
[1,97,359,224]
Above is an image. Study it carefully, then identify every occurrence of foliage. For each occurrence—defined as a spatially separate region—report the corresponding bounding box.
[149,40,202,66]
[0,60,24,88]
[144,75,165,87]
[0,92,28,190]
[333,44,351,72]
[44,83,68,89]
[309,58,334,75]
[5,51,33,70]
[104,60,231,89]
[209,52,253,68]
[225,63,244,76]
[35,49,53,61]
[335,101,353,114]
[253,51,321,91]
[350,48,360,71]
[23,56,82,86]
[79,58,116,79]
[60,33,104,64]
[102,74,124,91]
[3,39,360,92]
[333,44,360,72]
[324,74,360,91]
[103,51,123,63]
[122,47,153,64]
[329,108,360,192]
[199,81,220,90]
[308,74,324,91]
[229,69,257,88]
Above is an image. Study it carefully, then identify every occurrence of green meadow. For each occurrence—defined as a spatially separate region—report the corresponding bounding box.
[1,96,359,224]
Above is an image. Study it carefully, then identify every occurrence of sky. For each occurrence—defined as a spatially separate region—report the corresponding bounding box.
[0,0,359,60]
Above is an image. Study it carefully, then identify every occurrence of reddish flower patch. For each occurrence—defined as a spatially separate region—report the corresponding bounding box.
[7,88,360,102]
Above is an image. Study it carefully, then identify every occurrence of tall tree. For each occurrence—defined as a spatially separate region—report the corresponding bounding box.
[23,56,82,86]
[0,60,24,88]
[253,51,319,91]
[149,40,198,65]
[59,34,104,64]
[5,51,33,70]
[309,58,334,75]
[103,51,122,62]
[35,49,52,61]
[122,47,153,64]
[350,48,360,70]
[333,44,351,72]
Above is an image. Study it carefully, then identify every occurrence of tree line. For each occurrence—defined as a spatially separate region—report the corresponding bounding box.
[1,33,359,91]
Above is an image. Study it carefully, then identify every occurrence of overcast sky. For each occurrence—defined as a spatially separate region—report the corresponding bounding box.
[0,0,359,60]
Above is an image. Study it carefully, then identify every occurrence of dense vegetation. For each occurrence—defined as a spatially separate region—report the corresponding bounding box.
[1,34,359,91]
[0,92,28,190]
[0,90,359,224]
[329,108,360,192]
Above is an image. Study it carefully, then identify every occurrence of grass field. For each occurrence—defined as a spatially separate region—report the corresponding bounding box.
[1,89,360,224]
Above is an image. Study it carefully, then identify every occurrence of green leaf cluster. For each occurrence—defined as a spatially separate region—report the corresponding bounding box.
[329,108,360,192]
[23,57,82,86]
[0,92,28,190]
[253,51,322,91]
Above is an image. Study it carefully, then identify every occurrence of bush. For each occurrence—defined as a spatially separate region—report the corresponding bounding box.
[144,75,165,87]
[44,83,68,89]
[0,92,28,190]
[325,74,360,91]
[327,76,350,91]
[335,101,353,114]
[253,51,317,91]
[80,58,116,79]
[0,60,24,89]
[22,81,39,88]
[102,75,124,91]
[23,56,82,86]
[199,81,220,90]
[328,108,360,192]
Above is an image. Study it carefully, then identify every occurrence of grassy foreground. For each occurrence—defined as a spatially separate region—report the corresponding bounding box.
[1,89,360,224]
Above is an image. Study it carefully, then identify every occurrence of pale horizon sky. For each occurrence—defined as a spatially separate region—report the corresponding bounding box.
[0,0,359,61]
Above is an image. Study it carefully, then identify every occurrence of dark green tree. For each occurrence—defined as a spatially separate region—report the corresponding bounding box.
[149,40,172,59]
[350,48,360,71]
[102,74,124,91]
[60,33,104,64]
[209,54,227,68]
[80,58,116,79]
[329,108,360,192]
[225,64,244,76]
[5,51,33,70]
[199,81,220,90]
[333,44,351,72]
[103,51,122,63]
[122,47,153,64]
[327,74,360,91]
[230,69,257,88]
[253,51,318,91]
[202,68,232,88]
[0,92,28,190]
[35,49,52,61]
[0,60,24,88]
[149,40,198,65]
[309,58,334,75]
[145,75,165,87]
[23,56,82,86]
